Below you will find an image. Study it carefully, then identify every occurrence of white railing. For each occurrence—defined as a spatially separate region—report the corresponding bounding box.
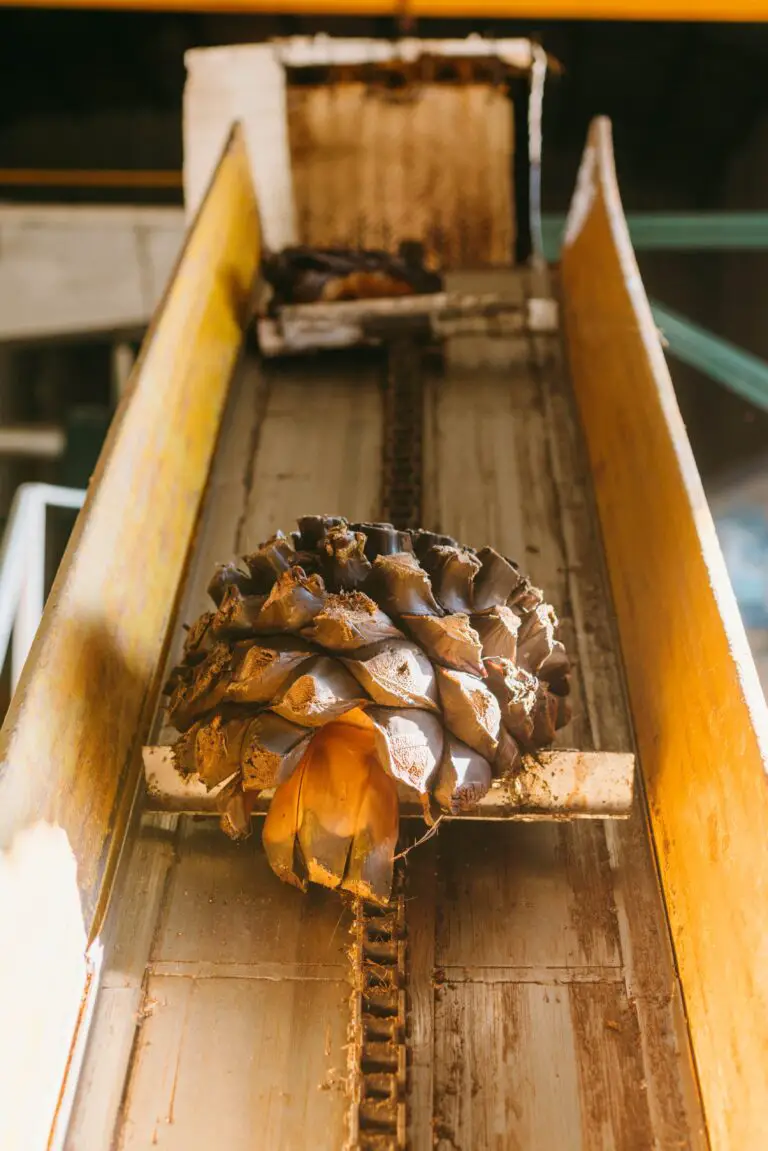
[0,483,87,693]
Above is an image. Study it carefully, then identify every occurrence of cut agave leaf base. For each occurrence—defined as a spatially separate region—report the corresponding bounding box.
[263,720,399,904]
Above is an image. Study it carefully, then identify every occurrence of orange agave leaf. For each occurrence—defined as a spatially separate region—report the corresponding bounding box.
[262,756,307,892]
[295,724,373,889]
[342,756,400,906]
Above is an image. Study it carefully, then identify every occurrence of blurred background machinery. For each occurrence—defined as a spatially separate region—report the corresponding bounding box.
[4,9,768,709]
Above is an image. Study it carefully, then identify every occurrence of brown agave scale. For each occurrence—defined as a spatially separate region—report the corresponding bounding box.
[163,517,572,905]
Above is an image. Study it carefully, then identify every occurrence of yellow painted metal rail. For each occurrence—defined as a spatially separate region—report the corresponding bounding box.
[3,0,768,17]
[562,117,768,1151]
[0,125,259,1151]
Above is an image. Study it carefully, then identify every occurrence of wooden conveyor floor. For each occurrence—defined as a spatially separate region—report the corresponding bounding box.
[66,271,706,1150]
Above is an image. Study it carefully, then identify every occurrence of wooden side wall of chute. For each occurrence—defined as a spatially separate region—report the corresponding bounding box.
[0,126,259,1151]
[561,115,768,1151]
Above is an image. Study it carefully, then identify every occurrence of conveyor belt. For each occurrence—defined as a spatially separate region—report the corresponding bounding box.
[67,270,705,1150]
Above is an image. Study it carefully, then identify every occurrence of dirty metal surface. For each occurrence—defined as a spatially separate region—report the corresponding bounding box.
[142,743,635,820]
[286,83,515,269]
[68,270,706,1151]
[257,293,556,357]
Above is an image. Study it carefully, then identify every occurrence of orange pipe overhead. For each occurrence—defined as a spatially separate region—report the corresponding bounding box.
[1,0,768,20]
[0,168,183,189]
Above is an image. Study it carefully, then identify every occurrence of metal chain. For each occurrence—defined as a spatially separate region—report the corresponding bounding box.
[380,336,424,531]
[348,877,408,1150]
[348,334,424,1148]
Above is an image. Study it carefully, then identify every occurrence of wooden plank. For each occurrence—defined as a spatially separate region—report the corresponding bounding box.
[151,819,352,969]
[424,268,703,1146]
[406,843,437,1151]
[424,272,635,1151]
[0,126,259,1151]
[561,115,768,1149]
[142,745,634,819]
[435,821,622,970]
[287,82,515,268]
[181,34,548,246]
[433,981,653,1151]
[65,813,179,1151]
[66,362,267,1150]
[276,36,541,71]
[93,350,384,1150]
[66,357,273,1149]
[532,315,707,1146]
[117,975,350,1151]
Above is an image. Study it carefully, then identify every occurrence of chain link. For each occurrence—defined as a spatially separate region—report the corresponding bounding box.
[349,334,425,1148]
[380,337,424,531]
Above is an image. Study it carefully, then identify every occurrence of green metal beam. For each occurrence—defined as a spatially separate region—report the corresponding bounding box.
[543,212,768,259]
[650,300,768,414]
[543,207,768,408]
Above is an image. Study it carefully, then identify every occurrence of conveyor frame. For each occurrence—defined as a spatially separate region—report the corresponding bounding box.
[0,101,766,1150]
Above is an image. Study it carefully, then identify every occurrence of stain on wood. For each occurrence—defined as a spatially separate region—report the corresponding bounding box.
[568,982,656,1151]
[422,267,705,1149]
[286,83,515,269]
[433,981,654,1151]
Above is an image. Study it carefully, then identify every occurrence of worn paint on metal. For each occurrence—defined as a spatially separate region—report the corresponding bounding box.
[561,115,768,1151]
[0,123,259,928]
[0,125,258,1151]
